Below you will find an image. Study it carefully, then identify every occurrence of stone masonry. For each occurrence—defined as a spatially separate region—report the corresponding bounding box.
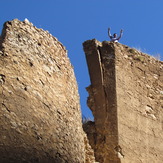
[0,19,96,163]
[83,39,163,163]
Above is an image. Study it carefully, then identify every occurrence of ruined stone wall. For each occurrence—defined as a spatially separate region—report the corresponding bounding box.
[83,40,120,163]
[0,19,96,163]
[115,44,163,163]
[83,39,163,163]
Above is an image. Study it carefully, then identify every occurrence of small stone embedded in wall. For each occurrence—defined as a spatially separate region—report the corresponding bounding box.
[0,74,5,84]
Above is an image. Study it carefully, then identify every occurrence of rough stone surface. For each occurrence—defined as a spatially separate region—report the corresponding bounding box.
[84,132,96,163]
[83,39,163,163]
[0,19,96,163]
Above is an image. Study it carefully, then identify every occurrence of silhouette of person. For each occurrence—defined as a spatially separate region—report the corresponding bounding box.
[108,28,123,42]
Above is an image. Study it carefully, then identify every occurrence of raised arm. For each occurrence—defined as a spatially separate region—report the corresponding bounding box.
[108,28,112,38]
[117,29,123,40]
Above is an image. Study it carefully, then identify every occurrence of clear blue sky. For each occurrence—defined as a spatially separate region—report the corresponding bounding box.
[1,0,163,119]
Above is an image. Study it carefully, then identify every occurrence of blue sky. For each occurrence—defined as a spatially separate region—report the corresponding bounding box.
[1,0,163,119]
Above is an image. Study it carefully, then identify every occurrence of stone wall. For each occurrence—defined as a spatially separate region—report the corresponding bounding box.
[0,19,95,163]
[116,43,163,163]
[83,39,163,163]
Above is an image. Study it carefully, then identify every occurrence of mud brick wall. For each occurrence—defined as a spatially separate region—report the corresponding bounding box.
[83,39,163,163]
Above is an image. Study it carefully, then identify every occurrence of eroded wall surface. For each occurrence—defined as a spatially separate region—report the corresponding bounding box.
[0,19,92,163]
[83,39,163,163]
[115,44,163,163]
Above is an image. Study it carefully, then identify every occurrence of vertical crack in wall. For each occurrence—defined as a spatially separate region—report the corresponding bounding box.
[83,39,163,162]
[83,40,121,163]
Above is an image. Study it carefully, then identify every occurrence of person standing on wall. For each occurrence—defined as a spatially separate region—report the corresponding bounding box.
[108,28,123,42]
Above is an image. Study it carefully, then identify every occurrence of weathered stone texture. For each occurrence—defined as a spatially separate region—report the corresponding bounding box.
[115,43,163,163]
[0,19,92,163]
[84,132,96,163]
[83,39,163,163]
